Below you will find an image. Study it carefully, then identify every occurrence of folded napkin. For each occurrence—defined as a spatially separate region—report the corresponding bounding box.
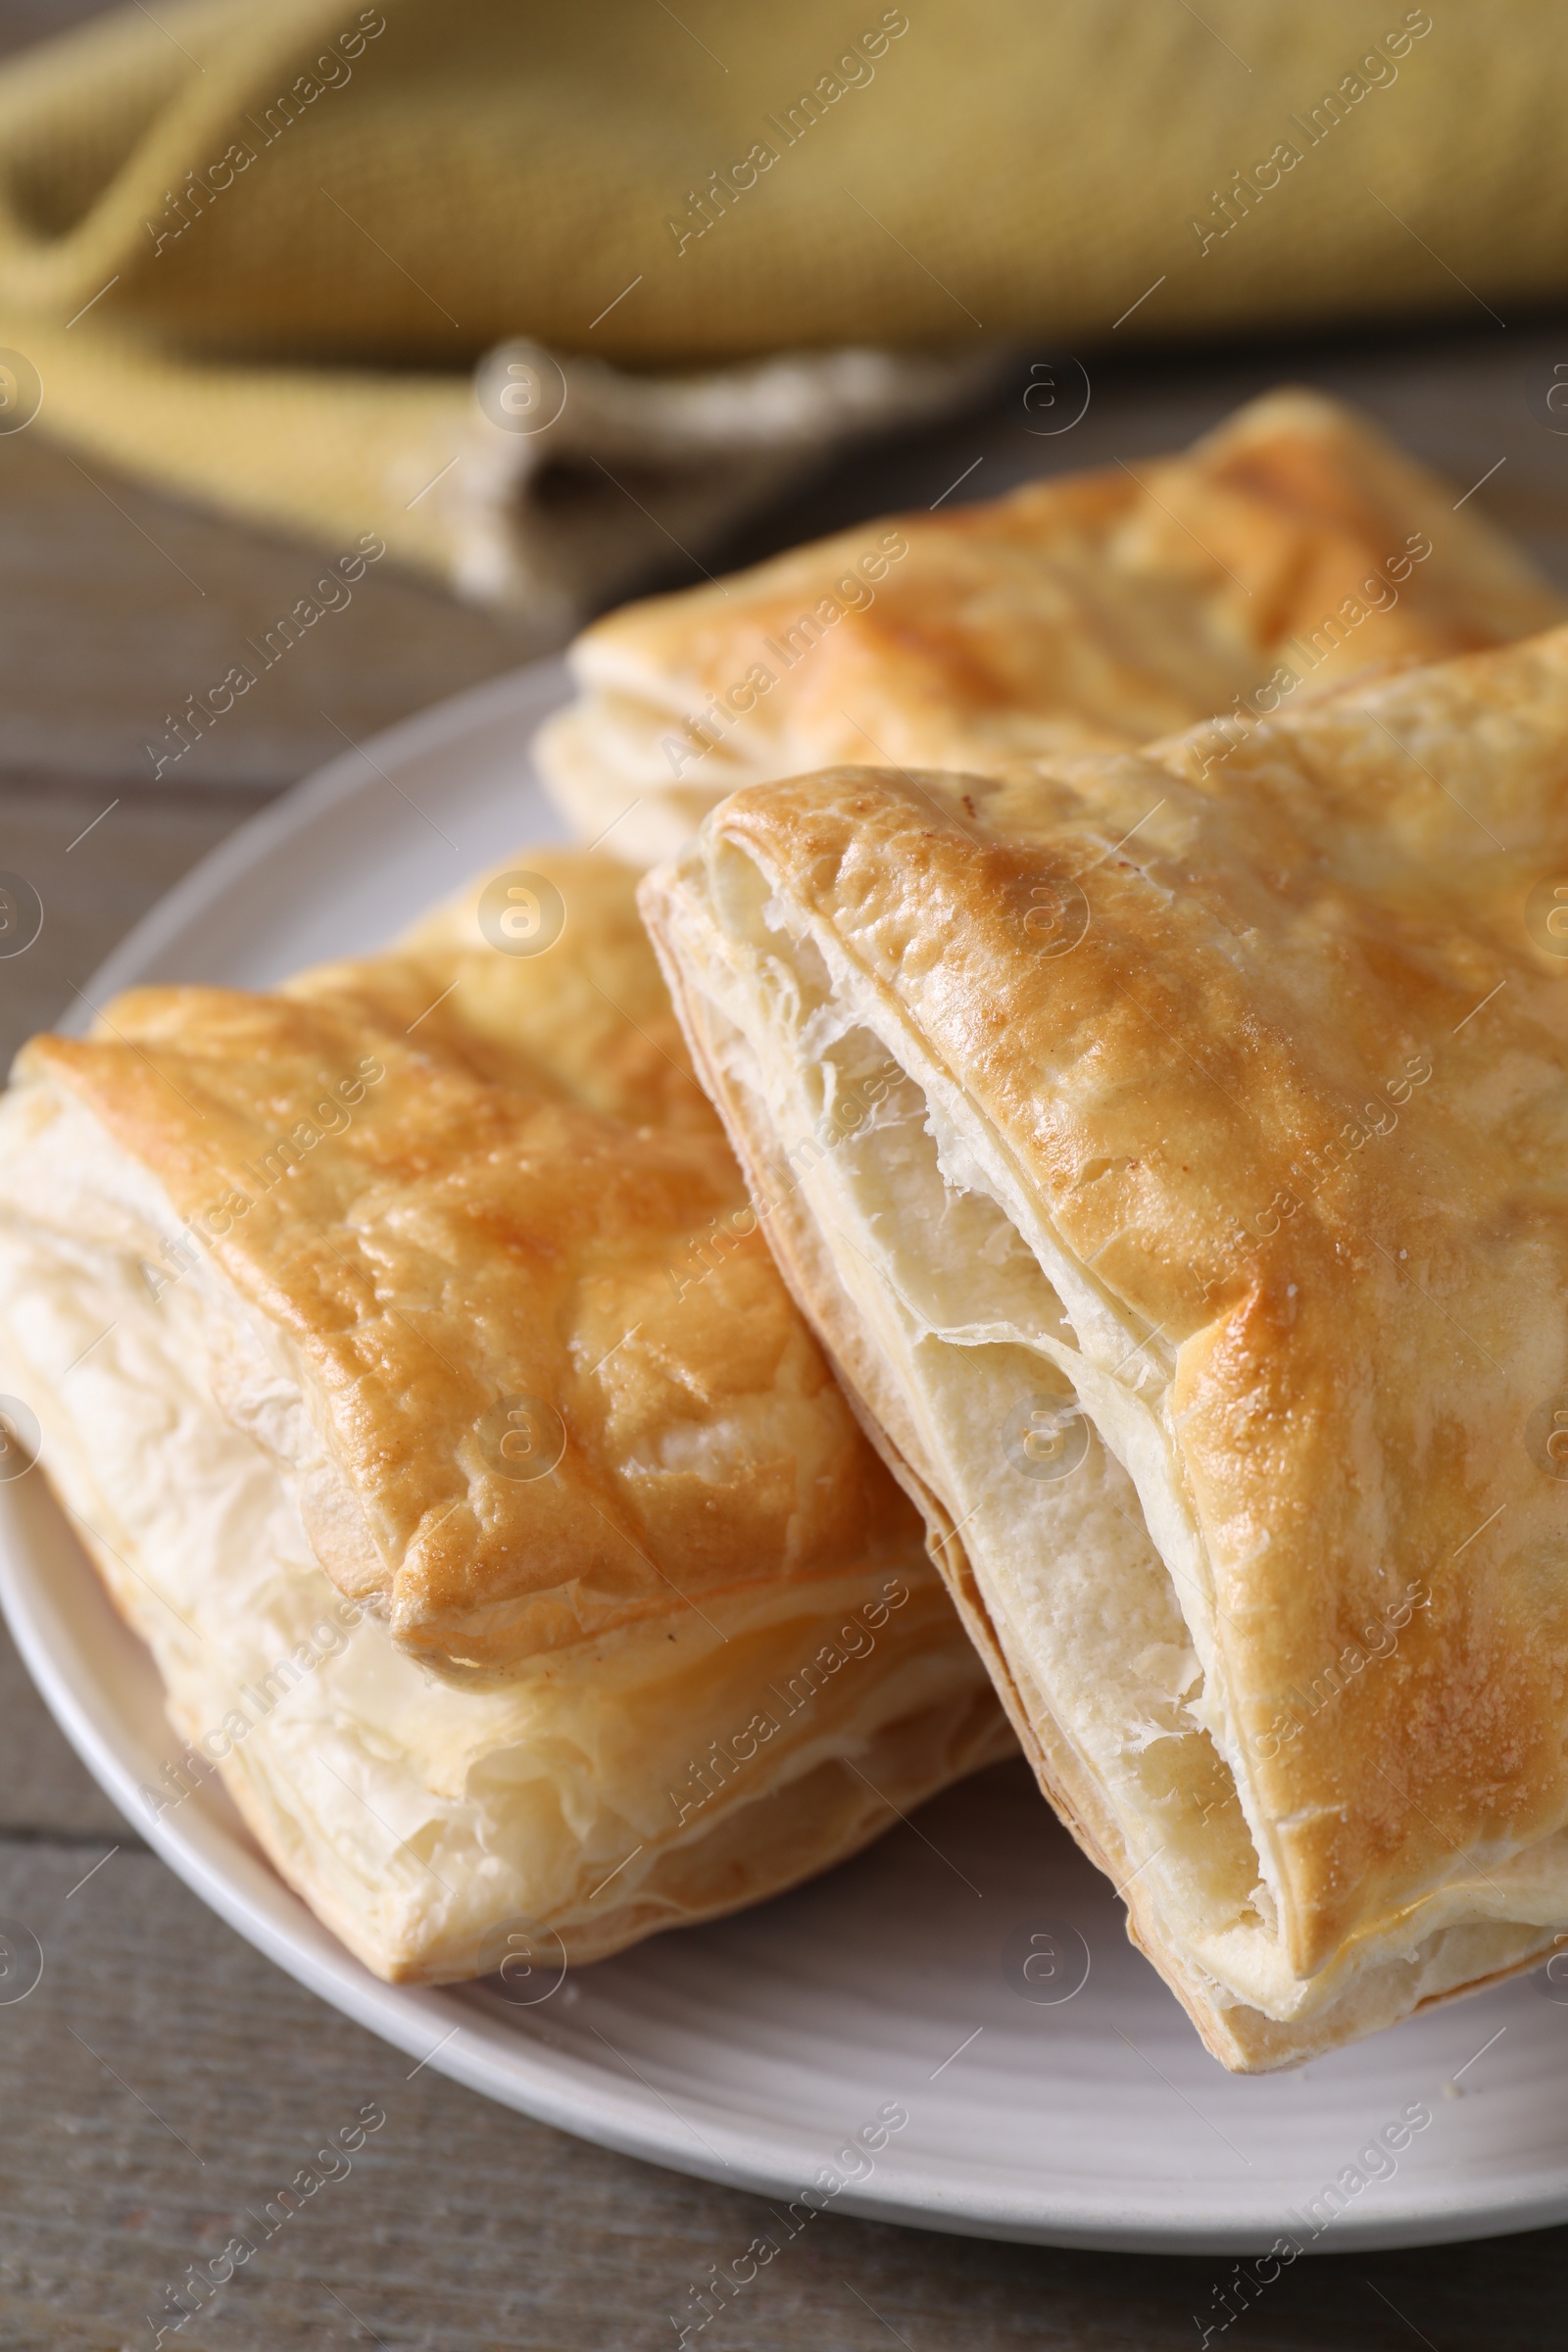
[0,0,1560,622]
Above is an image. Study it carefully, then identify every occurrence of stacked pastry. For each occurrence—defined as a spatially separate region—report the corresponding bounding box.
[551,392,1568,2068]
[639,635,1568,2070]
[5,386,1566,2064]
[639,635,1568,2067]
[0,852,1009,1981]
[536,387,1563,866]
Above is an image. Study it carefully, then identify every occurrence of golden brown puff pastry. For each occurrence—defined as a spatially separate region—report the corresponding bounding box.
[0,847,1009,1982]
[292,847,720,1136]
[536,388,1565,868]
[638,628,1568,2068]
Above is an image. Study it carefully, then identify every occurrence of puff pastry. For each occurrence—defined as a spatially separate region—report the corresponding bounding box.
[640,623,1568,2068]
[0,849,1008,1982]
[537,388,1564,866]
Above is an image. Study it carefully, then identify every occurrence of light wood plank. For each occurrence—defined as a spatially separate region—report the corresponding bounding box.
[0,1834,1563,2351]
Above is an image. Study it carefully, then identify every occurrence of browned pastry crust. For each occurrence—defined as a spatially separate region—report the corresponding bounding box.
[639,625,1568,2064]
[10,852,928,1681]
[293,846,722,1135]
[538,388,1565,864]
[0,846,1010,1979]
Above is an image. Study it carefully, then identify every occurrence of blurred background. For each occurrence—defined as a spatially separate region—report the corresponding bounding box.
[1,2,1566,2344]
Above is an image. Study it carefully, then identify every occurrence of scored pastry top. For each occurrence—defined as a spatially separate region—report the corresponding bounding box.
[7,851,917,1680]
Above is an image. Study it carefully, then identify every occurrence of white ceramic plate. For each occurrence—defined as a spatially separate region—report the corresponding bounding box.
[3,659,1567,2256]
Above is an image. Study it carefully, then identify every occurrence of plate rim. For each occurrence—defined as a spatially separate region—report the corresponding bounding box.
[72,656,572,1022]
[6,654,1568,2257]
[7,1467,1566,2259]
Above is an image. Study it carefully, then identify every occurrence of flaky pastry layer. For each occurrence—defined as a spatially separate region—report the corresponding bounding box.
[0,848,1010,1979]
[640,633,1568,2065]
[9,852,942,1680]
[539,389,1564,867]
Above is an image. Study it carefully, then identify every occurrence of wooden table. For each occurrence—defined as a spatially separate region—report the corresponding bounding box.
[6,21,1568,2346]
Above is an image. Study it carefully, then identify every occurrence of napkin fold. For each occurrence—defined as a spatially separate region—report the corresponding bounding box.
[0,0,1561,620]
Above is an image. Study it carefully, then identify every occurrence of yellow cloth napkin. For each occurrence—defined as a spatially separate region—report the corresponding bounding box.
[0,0,1559,618]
